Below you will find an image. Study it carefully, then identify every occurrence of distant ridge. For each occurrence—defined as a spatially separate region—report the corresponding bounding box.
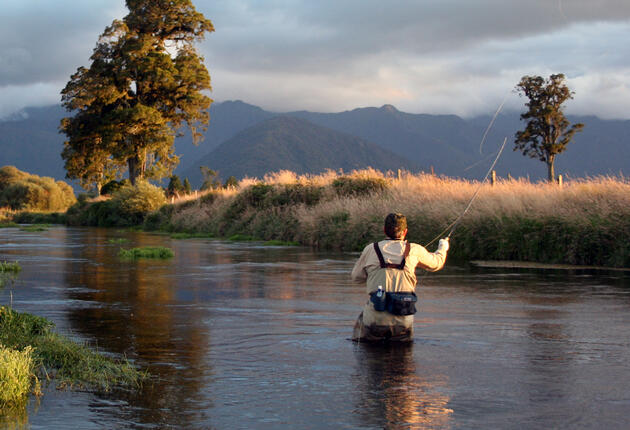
[1,101,629,187]
[182,116,419,184]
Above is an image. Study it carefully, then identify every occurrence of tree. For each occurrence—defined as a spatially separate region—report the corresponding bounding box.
[224,176,239,188]
[167,175,185,197]
[514,74,584,182]
[200,166,221,190]
[60,0,213,189]
[183,178,192,194]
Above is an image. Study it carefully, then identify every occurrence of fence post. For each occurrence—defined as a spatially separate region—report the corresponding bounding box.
[491,170,496,186]
[558,175,563,187]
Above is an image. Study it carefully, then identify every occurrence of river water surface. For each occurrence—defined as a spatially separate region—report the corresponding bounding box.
[1,226,629,429]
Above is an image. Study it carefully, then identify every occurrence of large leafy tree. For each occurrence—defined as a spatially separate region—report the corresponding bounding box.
[514,74,584,182]
[61,0,213,190]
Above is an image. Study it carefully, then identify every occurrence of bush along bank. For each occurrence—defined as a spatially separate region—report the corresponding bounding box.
[64,170,630,268]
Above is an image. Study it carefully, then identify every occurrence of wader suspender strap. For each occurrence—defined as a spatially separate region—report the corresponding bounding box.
[373,241,411,270]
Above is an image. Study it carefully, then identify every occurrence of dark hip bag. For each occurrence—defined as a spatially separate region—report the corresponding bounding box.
[370,291,417,316]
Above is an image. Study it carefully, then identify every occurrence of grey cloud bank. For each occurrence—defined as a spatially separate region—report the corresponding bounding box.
[2,0,630,118]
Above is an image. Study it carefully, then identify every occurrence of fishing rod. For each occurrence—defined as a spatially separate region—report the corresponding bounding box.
[424,136,507,248]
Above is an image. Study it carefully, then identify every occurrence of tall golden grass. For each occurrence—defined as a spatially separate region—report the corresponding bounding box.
[159,169,630,267]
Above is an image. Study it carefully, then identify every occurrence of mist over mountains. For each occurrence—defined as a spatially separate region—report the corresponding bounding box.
[1,100,628,188]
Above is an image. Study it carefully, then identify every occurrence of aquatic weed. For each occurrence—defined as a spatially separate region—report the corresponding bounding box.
[118,246,174,259]
[107,238,130,244]
[0,262,21,274]
[19,224,50,232]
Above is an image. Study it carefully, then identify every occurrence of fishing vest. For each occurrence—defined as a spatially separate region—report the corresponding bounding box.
[369,241,418,316]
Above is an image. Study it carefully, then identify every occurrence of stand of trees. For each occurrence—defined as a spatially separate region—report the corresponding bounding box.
[60,0,213,193]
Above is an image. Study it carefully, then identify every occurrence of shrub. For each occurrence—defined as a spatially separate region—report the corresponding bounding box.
[112,180,167,214]
[67,180,167,227]
[100,179,128,196]
[0,166,76,211]
[332,176,388,196]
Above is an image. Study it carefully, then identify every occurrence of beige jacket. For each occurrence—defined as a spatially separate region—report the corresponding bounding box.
[351,239,447,328]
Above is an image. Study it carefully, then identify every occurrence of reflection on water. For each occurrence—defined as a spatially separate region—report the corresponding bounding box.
[353,342,452,429]
[1,226,630,429]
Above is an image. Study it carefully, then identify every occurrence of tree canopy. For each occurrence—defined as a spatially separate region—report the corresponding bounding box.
[60,0,213,191]
[514,74,584,182]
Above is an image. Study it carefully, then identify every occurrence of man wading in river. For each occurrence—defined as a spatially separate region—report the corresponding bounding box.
[351,213,450,342]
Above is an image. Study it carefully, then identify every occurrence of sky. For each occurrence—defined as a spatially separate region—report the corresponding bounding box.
[2,0,630,119]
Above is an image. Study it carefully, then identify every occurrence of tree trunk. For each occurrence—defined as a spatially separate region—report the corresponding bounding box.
[547,155,555,183]
[128,156,139,186]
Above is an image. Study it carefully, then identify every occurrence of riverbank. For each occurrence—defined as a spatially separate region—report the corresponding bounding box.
[10,169,630,268]
[153,170,629,268]
[0,305,143,409]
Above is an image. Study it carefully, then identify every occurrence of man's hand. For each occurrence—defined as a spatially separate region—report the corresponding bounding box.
[438,237,450,253]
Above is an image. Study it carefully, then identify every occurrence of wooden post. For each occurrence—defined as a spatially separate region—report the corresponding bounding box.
[558,175,563,187]
[397,169,402,181]
[491,170,496,186]
[507,173,513,181]
[430,166,435,176]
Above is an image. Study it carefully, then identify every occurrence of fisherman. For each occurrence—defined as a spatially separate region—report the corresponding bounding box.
[351,213,450,342]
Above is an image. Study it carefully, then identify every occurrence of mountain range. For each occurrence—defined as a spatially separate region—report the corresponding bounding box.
[1,101,628,188]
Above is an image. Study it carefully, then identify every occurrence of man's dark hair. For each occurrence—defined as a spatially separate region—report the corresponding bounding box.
[384,213,407,239]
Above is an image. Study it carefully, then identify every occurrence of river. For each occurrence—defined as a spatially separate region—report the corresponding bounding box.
[1,226,629,429]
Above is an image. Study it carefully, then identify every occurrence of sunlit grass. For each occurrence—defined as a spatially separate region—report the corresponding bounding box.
[160,169,629,267]
[0,344,36,409]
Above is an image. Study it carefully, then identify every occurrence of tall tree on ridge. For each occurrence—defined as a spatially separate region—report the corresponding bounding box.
[60,0,213,189]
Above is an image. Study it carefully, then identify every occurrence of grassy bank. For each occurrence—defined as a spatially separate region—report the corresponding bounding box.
[48,169,630,268]
[153,170,629,268]
[0,305,143,408]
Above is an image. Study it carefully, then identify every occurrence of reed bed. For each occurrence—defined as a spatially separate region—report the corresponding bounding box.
[156,170,630,267]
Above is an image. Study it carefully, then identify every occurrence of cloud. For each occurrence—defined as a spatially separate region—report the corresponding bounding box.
[0,1,124,86]
[2,0,630,118]
[0,82,64,118]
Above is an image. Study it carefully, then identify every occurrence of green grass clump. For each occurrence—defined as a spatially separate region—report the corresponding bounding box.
[107,238,130,244]
[228,234,256,242]
[0,344,36,408]
[0,306,142,391]
[170,232,214,239]
[0,222,18,228]
[119,246,174,260]
[263,240,300,246]
[19,224,50,232]
[0,262,21,274]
